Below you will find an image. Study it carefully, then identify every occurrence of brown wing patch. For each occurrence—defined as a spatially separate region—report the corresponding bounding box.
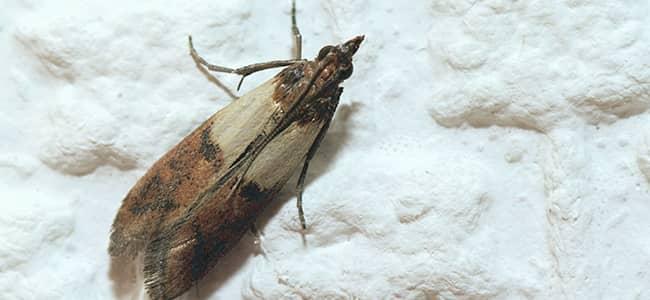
[272,62,309,107]
[143,177,278,300]
[272,62,341,127]
[109,118,224,257]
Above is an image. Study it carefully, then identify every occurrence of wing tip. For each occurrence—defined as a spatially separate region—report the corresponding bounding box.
[108,226,144,258]
[143,232,182,300]
[143,236,165,298]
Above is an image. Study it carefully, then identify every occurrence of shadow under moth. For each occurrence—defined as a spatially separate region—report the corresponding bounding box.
[108,2,364,299]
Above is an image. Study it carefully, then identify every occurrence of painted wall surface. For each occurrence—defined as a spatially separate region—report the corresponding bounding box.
[1,1,649,299]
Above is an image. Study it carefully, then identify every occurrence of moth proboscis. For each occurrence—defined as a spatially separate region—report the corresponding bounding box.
[108,1,363,299]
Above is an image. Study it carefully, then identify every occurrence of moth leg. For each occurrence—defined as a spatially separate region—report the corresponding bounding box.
[250,222,261,245]
[295,161,309,230]
[188,35,305,91]
[295,90,342,230]
[295,126,327,230]
[193,285,200,298]
[291,0,302,59]
[250,223,269,256]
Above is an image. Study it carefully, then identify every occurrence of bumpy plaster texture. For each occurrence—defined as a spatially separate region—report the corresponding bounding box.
[1,0,649,299]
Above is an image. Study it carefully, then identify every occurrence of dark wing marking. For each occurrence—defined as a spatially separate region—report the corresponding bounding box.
[109,118,225,257]
[142,150,283,299]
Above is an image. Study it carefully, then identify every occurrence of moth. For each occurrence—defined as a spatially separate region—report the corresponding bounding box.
[108,2,363,299]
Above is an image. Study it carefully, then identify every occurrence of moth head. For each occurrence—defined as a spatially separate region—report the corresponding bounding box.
[315,35,364,81]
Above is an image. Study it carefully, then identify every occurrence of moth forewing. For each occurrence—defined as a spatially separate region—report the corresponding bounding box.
[249,121,324,187]
[108,78,284,258]
[142,113,332,299]
[203,79,285,165]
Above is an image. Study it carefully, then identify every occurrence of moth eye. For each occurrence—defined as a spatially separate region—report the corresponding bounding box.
[317,46,335,60]
[339,64,353,80]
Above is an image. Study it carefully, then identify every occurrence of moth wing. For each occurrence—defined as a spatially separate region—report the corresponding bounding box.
[109,78,282,257]
[142,120,325,300]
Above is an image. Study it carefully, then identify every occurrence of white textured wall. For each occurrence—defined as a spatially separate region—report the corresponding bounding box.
[2,0,650,299]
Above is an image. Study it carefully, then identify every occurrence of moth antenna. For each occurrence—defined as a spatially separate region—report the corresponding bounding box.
[291,0,302,59]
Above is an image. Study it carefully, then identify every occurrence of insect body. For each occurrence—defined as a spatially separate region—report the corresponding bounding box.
[108,4,363,299]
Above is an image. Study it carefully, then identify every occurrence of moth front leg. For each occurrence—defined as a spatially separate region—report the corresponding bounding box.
[296,123,331,230]
[188,36,305,90]
[295,90,342,230]
[250,223,262,246]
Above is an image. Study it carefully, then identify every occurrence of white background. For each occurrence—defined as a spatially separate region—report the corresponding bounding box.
[1,0,650,299]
